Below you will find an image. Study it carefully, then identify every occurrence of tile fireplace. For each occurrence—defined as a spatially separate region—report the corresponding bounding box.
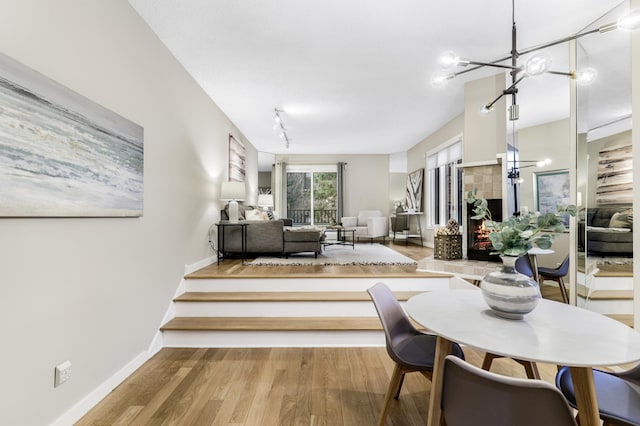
[467,198,502,262]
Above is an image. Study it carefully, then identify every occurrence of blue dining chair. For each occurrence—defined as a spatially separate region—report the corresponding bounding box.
[515,254,535,277]
[556,364,640,426]
[367,282,464,426]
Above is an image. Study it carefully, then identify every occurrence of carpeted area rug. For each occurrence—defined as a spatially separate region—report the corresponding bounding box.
[247,243,417,266]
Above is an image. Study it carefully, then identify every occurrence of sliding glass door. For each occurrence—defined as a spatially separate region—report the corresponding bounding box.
[286,165,337,225]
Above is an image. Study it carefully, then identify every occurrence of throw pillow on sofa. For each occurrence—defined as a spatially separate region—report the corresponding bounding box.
[245,209,269,221]
[609,210,633,229]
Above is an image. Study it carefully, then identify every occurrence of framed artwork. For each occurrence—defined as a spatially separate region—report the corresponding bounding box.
[228,134,245,182]
[0,51,144,217]
[596,143,632,205]
[406,168,424,211]
[535,169,570,225]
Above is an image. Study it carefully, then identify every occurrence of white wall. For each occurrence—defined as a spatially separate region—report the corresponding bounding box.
[0,1,255,424]
[463,73,507,162]
[518,119,571,212]
[406,114,464,245]
[517,119,572,268]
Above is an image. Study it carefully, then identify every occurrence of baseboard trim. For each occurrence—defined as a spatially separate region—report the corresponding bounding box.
[50,350,150,426]
[184,256,215,275]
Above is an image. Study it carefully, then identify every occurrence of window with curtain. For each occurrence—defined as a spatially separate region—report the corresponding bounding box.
[427,140,463,227]
[285,164,338,225]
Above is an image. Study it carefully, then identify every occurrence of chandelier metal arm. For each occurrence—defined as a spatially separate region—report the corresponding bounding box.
[547,70,574,77]
[468,61,520,71]
[484,74,526,110]
[518,27,601,57]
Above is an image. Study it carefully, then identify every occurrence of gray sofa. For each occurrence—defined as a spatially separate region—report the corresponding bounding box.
[219,219,289,255]
[579,206,633,255]
[219,207,324,257]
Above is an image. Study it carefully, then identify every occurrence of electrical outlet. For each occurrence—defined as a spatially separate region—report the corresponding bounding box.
[54,360,72,387]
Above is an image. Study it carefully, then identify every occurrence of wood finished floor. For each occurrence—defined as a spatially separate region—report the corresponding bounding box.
[78,242,572,424]
[77,346,562,426]
[186,241,440,279]
[186,240,567,303]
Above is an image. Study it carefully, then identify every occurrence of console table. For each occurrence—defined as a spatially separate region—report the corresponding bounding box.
[398,211,424,246]
[216,221,248,265]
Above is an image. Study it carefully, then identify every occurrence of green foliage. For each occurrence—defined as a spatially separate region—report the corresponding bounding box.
[466,189,576,257]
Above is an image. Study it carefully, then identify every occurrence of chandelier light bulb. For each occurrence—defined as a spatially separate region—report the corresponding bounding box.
[438,51,458,68]
[617,9,640,31]
[575,68,598,86]
[524,52,552,76]
[480,104,494,115]
[430,72,454,87]
[536,158,551,167]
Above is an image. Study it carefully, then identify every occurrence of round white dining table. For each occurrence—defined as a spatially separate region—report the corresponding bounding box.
[405,289,640,426]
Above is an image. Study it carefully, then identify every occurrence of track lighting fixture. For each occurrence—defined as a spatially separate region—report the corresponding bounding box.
[273,108,290,148]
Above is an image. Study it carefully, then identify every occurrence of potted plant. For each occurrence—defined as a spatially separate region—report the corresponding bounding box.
[466,189,576,319]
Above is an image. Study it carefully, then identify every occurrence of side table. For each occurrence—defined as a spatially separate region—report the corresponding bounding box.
[398,211,424,246]
[216,222,249,265]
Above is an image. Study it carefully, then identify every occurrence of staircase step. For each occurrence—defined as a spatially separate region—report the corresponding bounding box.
[174,291,421,303]
[577,284,633,300]
[607,314,634,328]
[161,316,382,332]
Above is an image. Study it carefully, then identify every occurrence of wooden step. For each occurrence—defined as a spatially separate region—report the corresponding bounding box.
[161,316,382,331]
[174,291,421,303]
[607,314,634,328]
[577,284,633,300]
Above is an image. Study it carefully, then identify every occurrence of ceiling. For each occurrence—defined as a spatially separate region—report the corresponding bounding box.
[128,0,627,156]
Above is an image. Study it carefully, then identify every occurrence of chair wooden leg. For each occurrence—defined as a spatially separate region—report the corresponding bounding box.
[558,277,569,304]
[517,359,541,379]
[484,353,540,379]
[482,352,498,371]
[378,363,405,426]
[393,372,406,400]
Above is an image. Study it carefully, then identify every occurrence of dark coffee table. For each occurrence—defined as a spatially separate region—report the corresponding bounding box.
[323,226,355,249]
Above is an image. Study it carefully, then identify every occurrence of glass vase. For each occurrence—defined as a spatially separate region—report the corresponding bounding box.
[480,255,541,320]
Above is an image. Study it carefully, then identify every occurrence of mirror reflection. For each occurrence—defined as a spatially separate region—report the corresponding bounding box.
[576,1,633,322]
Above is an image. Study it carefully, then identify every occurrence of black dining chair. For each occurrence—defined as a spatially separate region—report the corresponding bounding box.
[538,255,570,304]
[443,355,577,426]
[367,282,464,426]
[556,364,640,426]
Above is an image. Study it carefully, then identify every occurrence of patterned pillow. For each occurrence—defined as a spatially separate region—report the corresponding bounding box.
[266,207,275,220]
[609,211,632,229]
[245,209,268,221]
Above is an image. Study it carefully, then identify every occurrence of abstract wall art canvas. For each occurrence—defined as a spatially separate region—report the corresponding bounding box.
[228,134,245,182]
[0,51,143,217]
[406,168,423,211]
[596,143,632,205]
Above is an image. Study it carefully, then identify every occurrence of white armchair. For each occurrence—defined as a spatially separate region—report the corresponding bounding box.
[341,210,389,243]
